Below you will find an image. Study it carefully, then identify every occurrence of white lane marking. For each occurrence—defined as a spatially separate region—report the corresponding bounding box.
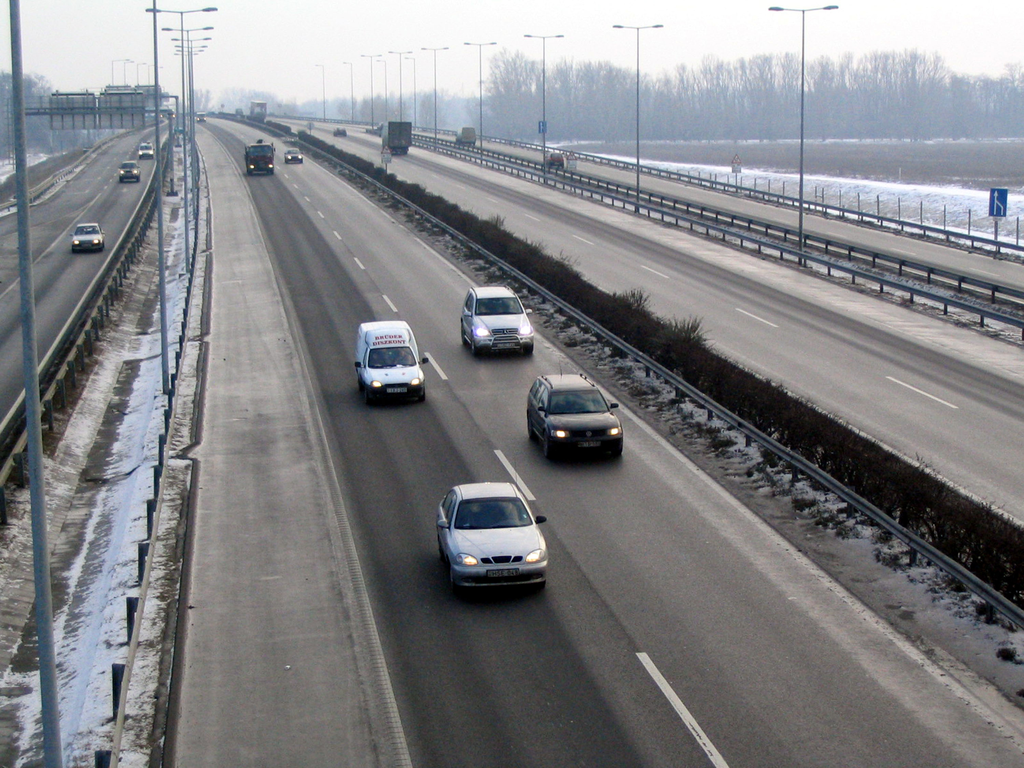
[886,376,959,409]
[486,196,499,203]
[382,295,398,313]
[304,196,311,202]
[317,210,325,219]
[573,235,595,245]
[292,183,299,189]
[641,265,670,279]
[354,258,366,270]
[333,230,342,240]
[426,354,448,380]
[494,450,536,500]
[525,213,541,222]
[735,308,778,328]
[973,268,999,277]
[454,183,467,190]
[636,653,731,768]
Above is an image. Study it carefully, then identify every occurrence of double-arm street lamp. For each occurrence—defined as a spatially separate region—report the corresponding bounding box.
[389,50,412,120]
[112,58,133,85]
[613,23,663,212]
[361,53,382,125]
[769,5,839,251]
[315,63,326,120]
[524,33,563,175]
[422,46,449,142]
[464,41,496,141]
[147,3,216,395]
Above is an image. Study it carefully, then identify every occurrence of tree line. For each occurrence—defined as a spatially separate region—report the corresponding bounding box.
[485,48,1024,142]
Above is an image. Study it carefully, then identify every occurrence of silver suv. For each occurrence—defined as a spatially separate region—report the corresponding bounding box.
[460,285,534,355]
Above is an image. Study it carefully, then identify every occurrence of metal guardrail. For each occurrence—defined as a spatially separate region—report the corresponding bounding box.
[418,139,1024,337]
[419,136,1024,319]
[290,129,1024,631]
[479,134,1024,259]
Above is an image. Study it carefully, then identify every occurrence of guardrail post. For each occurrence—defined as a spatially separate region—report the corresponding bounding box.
[147,499,156,539]
[111,663,125,718]
[138,541,149,585]
[42,398,54,431]
[14,453,27,487]
[94,750,111,768]
[126,596,139,643]
[0,487,8,526]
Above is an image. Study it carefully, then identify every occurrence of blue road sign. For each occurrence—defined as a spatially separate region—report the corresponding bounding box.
[538,120,547,135]
[989,188,1009,218]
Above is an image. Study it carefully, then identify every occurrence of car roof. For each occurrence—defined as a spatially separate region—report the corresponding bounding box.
[121,160,138,165]
[472,285,518,299]
[75,222,100,229]
[285,147,300,152]
[454,481,521,501]
[538,373,597,391]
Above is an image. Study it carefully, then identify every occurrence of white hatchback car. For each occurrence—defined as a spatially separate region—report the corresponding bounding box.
[436,482,548,593]
[460,285,534,355]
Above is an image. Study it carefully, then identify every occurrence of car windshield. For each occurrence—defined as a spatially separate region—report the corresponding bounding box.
[547,390,608,414]
[75,226,100,236]
[454,498,531,529]
[121,163,137,169]
[139,144,152,150]
[367,346,416,368]
[476,297,523,316]
[286,148,299,153]
[249,145,273,156]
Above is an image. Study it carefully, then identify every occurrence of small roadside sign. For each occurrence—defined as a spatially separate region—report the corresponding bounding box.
[989,188,1008,217]
[381,147,392,167]
[539,120,547,135]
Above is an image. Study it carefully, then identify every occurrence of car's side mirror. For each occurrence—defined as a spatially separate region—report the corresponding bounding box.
[436,517,449,529]
[421,356,428,365]
[525,308,533,315]
[354,361,362,369]
[535,515,547,524]
[609,402,619,409]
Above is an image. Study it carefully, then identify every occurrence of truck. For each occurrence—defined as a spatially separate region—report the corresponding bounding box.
[249,100,267,122]
[244,139,275,175]
[454,126,477,147]
[382,121,412,156]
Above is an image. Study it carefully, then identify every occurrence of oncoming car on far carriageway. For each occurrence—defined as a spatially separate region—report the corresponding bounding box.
[436,482,548,594]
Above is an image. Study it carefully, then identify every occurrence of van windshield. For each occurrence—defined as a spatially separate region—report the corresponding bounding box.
[367,346,416,368]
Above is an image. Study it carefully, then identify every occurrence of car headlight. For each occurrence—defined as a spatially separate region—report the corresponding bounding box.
[370,380,383,388]
[411,377,422,386]
[519,319,533,335]
[525,549,545,563]
[455,553,478,566]
[473,325,490,338]
[609,427,621,436]
[552,429,569,439]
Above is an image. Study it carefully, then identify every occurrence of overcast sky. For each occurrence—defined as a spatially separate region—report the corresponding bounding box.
[4,1,1023,106]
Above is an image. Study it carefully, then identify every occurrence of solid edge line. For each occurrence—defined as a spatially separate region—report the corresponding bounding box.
[636,652,731,768]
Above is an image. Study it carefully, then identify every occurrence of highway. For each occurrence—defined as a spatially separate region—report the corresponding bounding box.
[168,118,1024,767]
[0,131,154,421]
[302,123,1024,524]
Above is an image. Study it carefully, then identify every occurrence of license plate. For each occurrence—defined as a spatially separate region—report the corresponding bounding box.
[577,440,601,448]
[386,386,408,393]
[487,568,519,578]
[493,342,516,349]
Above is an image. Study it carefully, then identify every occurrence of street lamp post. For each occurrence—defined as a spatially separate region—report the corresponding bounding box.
[343,61,355,122]
[378,58,389,123]
[524,33,563,176]
[146,4,217,395]
[112,58,130,85]
[405,55,417,126]
[389,50,412,120]
[613,23,663,212]
[422,46,448,143]
[315,63,326,120]
[361,54,382,125]
[464,41,496,142]
[769,5,838,252]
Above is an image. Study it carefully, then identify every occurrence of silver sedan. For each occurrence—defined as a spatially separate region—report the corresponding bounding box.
[436,482,548,593]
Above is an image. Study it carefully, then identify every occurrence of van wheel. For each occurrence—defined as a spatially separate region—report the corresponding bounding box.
[418,390,426,402]
[363,387,374,405]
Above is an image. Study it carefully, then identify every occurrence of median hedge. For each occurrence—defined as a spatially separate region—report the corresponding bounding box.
[281,121,1024,610]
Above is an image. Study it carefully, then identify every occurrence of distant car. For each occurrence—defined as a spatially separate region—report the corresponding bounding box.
[436,482,548,593]
[333,127,347,137]
[283,148,303,164]
[137,142,154,160]
[527,373,623,458]
[196,112,207,123]
[460,285,534,355]
[545,152,565,170]
[71,223,105,253]
[118,160,141,183]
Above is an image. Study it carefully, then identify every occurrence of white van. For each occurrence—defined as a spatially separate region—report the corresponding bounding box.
[354,321,427,403]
